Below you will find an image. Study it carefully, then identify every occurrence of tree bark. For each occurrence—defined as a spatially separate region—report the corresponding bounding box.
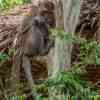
[51,0,80,77]
[55,0,64,29]
[63,0,80,33]
[62,0,80,69]
[49,0,80,99]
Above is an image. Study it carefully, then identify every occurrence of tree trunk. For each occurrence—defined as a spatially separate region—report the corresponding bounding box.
[51,0,80,78]
[96,26,100,43]
[49,0,80,99]
[63,0,80,33]
[55,0,64,29]
[62,0,80,69]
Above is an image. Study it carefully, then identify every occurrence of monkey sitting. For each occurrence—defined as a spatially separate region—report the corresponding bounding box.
[12,15,54,91]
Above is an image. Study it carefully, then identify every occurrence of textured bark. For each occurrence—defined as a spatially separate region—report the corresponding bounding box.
[52,0,80,77]
[63,0,80,69]
[55,0,64,28]
[49,1,80,99]
[63,0,80,33]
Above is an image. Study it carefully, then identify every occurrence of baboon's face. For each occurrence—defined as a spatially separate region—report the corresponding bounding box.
[38,1,55,28]
[33,15,45,26]
[33,15,50,36]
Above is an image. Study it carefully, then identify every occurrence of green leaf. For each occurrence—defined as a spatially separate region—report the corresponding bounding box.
[10,96,25,100]
[0,52,9,61]
[71,96,78,100]
[96,58,100,65]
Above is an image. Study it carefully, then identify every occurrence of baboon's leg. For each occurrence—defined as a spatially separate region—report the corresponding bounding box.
[22,56,34,88]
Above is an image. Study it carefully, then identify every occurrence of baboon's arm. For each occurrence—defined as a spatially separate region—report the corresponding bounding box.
[39,39,54,56]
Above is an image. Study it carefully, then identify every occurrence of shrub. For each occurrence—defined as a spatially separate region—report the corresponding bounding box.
[0,0,31,10]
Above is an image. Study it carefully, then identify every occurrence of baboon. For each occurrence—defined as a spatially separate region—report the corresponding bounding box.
[39,1,55,28]
[12,14,54,91]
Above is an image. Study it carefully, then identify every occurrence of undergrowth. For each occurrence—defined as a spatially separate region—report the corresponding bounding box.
[0,0,31,11]
[0,30,100,100]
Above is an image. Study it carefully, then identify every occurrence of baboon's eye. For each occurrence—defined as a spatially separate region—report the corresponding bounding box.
[33,16,45,27]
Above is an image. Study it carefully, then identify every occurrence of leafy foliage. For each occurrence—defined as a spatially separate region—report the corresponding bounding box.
[1,30,100,99]
[10,96,24,100]
[30,32,100,99]
[32,70,99,100]
[0,52,9,62]
[0,48,15,63]
[0,0,31,10]
[52,28,100,65]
